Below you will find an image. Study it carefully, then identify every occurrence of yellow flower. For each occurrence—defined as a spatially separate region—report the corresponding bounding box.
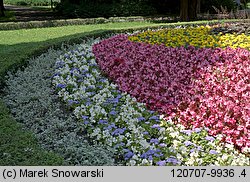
[128,26,250,50]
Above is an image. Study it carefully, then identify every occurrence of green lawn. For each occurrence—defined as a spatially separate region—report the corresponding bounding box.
[0,21,157,85]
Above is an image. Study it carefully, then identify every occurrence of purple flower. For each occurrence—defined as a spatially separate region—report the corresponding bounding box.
[70,68,80,74]
[112,128,126,136]
[105,123,117,130]
[56,84,66,89]
[205,136,215,142]
[143,131,149,135]
[140,149,156,159]
[113,98,119,103]
[81,115,89,120]
[87,85,95,90]
[151,124,161,129]
[197,146,202,151]
[150,138,159,144]
[154,153,163,157]
[85,73,91,77]
[209,150,218,155]
[159,143,167,147]
[116,94,122,99]
[181,130,193,136]
[166,157,180,165]
[184,141,193,146]
[157,160,166,166]
[140,153,147,159]
[86,101,92,106]
[149,116,159,120]
[148,156,153,160]
[84,121,89,125]
[194,128,202,133]
[109,110,117,115]
[89,63,97,67]
[68,100,79,105]
[146,149,156,155]
[99,78,106,83]
[137,117,145,121]
[99,120,108,124]
[190,148,195,153]
[124,151,134,160]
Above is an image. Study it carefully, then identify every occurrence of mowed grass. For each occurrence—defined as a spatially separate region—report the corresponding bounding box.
[0,21,161,165]
[0,22,156,84]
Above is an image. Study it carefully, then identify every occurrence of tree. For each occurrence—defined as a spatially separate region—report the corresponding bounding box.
[180,0,198,21]
[197,0,201,13]
[0,0,4,17]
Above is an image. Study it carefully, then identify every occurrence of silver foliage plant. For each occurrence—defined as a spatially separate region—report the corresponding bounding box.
[3,43,117,166]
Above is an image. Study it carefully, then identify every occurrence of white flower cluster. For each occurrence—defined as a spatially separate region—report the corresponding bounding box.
[52,38,249,166]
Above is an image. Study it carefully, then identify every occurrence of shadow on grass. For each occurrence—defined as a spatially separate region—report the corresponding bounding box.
[0,29,114,90]
[0,10,16,22]
[0,29,113,165]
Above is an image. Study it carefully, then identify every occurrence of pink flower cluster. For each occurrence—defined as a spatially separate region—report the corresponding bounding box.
[93,34,250,151]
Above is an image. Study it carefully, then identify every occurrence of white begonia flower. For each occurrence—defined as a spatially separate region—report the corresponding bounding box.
[176,153,184,161]
[173,140,181,148]
[242,147,250,154]
[166,127,175,132]
[129,160,136,166]
[170,131,179,138]
[221,154,229,161]
[141,159,150,165]
[176,124,185,130]
[190,151,199,158]
[225,143,235,150]
[214,145,223,152]
[185,157,195,166]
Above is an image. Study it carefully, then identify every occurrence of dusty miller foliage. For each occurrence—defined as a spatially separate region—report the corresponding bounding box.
[3,43,117,166]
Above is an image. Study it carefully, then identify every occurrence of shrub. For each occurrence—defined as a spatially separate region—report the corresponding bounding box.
[55,0,157,18]
[201,0,237,13]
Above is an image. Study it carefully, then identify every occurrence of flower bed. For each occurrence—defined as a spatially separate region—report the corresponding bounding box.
[128,26,250,50]
[93,33,250,152]
[53,30,250,165]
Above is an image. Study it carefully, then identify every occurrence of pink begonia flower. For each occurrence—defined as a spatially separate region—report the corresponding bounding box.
[93,34,250,152]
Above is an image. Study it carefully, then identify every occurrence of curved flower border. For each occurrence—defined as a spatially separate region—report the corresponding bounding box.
[52,37,249,166]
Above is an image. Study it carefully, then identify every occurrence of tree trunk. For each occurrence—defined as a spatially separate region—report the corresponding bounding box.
[197,0,200,14]
[189,0,197,20]
[180,0,197,21]
[0,0,5,17]
[180,0,188,21]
